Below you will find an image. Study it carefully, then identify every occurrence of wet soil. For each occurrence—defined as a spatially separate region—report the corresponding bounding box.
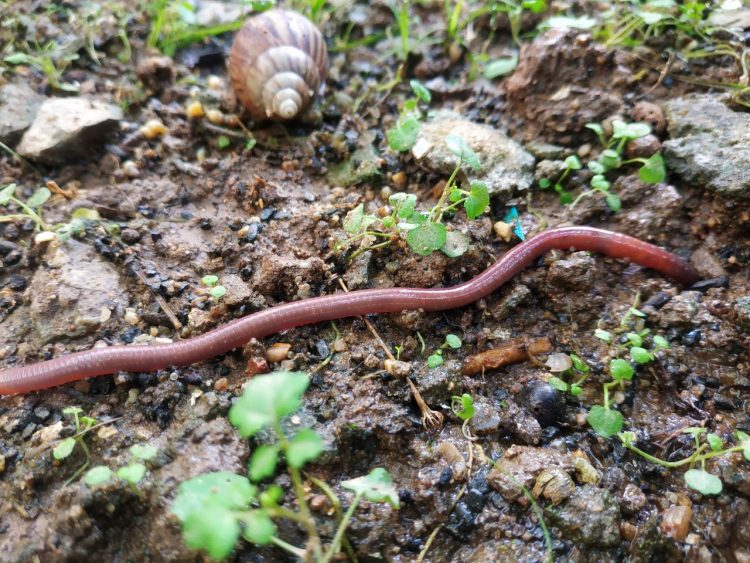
[1,1,749,562]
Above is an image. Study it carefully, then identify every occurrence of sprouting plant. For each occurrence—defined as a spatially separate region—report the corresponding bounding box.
[201,274,226,301]
[427,334,462,368]
[386,79,432,152]
[53,407,99,484]
[619,429,750,496]
[83,443,158,491]
[3,41,80,92]
[451,392,476,440]
[171,371,399,561]
[146,0,272,56]
[487,0,548,45]
[546,353,589,397]
[388,0,412,62]
[339,135,489,259]
[0,184,51,231]
[541,120,666,212]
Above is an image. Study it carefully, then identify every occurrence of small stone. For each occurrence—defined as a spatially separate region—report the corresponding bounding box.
[621,483,647,514]
[206,109,224,125]
[384,359,411,377]
[392,171,407,188]
[632,101,666,134]
[332,338,348,352]
[17,97,123,164]
[140,119,168,139]
[245,357,269,376]
[0,454,5,473]
[214,377,229,392]
[121,229,141,244]
[493,221,514,241]
[186,100,205,119]
[265,343,291,363]
[0,82,44,146]
[659,504,692,541]
[625,134,661,159]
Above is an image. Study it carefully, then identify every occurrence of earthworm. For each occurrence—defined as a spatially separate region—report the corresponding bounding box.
[0,227,699,394]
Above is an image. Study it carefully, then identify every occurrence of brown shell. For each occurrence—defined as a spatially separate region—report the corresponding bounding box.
[229,9,328,121]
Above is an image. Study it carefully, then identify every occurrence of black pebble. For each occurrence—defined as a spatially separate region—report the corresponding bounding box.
[682,329,702,346]
[520,381,564,427]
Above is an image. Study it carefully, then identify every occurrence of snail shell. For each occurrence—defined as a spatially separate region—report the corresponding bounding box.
[229,9,329,121]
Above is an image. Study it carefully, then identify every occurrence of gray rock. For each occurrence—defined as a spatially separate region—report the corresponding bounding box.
[28,240,126,344]
[662,95,750,198]
[546,485,621,547]
[17,97,122,164]
[0,82,44,146]
[488,445,574,503]
[412,110,535,199]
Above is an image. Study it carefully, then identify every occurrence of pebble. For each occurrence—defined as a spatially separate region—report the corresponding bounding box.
[265,343,291,363]
[659,504,692,541]
[214,377,229,392]
[384,359,411,377]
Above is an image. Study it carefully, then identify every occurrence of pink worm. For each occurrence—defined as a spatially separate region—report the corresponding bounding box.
[0,227,699,394]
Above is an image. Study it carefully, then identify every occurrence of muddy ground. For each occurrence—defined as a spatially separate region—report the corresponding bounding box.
[1,1,750,562]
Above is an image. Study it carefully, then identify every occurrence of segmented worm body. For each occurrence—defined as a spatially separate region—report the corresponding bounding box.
[0,227,699,394]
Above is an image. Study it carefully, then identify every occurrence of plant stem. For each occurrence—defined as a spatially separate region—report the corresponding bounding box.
[321,492,362,563]
[271,536,308,559]
[275,422,323,561]
[431,161,462,222]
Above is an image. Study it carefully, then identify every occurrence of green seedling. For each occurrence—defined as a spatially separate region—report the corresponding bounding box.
[619,429,750,495]
[451,392,476,440]
[53,407,99,484]
[4,41,80,92]
[386,79,432,152]
[339,135,489,259]
[388,0,412,61]
[427,333,462,368]
[172,371,398,561]
[201,274,226,301]
[547,352,589,397]
[83,443,158,492]
[541,120,666,212]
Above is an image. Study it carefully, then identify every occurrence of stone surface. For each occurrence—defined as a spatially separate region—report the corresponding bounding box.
[0,82,44,146]
[28,239,127,344]
[546,485,621,547]
[17,97,123,164]
[662,95,750,198]
[412,110,535,199]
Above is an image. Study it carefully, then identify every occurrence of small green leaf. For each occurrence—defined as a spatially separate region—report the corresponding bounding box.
[522,0,547,13]
[427,353,444,368]
[591,174,611,191]
[53,438,76,460]
[585,123,605,144]
[548,376,569,392]
[619,430,637,446]
[706,433,723,451]
[451,393,475,421]
[62,406,83,416]
[245,138,257,150]
[445,135,481,171]
[563,155,582,170]
[248,445,280,481]
[130,443,158,461]
[538,178,551,189]
[228,372,309,437]
[630,347,653,364]
[570,384,582,396]
[342,467,400,507]
[0,184,17,205]
[117,463,147,484]
[241,509,276,545]
[172,472,256,523]
[387,115,421,152]
[389,193,417,219]
[406,222,446,256]
[26,187,51,208]
[594,329,612,342]
[409,79,432,104]
[183,504,240,559]
[610,359,634,381]
[569,353,589,373]
[625,332,643,347]
[259,484,283,508]
[201,274,218,287]
[343,203,365,234]
[217,135,230,150]
[605,192,621,212]
[445,334,462,349]
[736,431,750,461]
[3,53,33,65]
[683,427,707,438]
[71,207,101,220]
[440,230,469,257]
[286,428,323,469]
[588,160,605,174]
[464,181,489,219]
[83,466,113,486]
[483,55,518,79]
[600,149,621,169]
[612,120,651,140]
[684,469,722,495]
[209,286,226,300]
[587,405,623,438]
[652,335,670,350]
[639,153,666,184]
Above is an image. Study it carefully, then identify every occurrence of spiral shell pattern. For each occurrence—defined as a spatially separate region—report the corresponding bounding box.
[229,9,329,121]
